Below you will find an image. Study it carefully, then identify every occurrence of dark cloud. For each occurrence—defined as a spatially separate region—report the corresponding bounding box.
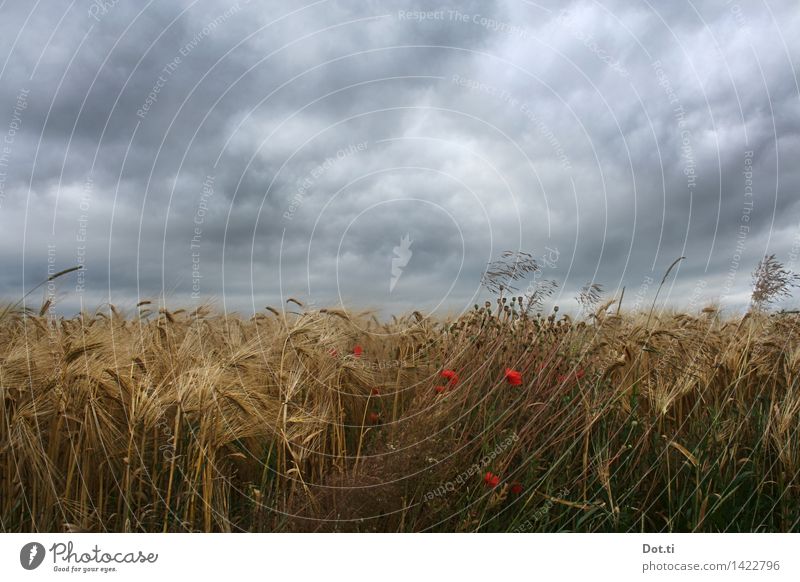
[1,0,798,317]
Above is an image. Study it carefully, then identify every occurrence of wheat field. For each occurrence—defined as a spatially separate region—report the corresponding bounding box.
[1,284,799,533]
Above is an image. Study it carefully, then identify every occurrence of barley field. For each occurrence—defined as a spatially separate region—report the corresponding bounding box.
[2,279,799,532]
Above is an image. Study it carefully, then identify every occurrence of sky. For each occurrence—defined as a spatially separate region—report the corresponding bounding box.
[0,0,798,318]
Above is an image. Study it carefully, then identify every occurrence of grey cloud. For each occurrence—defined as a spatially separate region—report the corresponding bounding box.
[1,0,798,317]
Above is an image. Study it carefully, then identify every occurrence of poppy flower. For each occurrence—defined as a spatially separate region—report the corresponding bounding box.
[557,375,567,383]
[440,369,459,386]
[329,348,338,357]
[504,368,523,386]
[434,385,447,394]
[368,412,380,424]
[353,345,363,358]
[483,472,501,488]
[371,388,380,396]
[576,369,586,379]
[510,482,524,495]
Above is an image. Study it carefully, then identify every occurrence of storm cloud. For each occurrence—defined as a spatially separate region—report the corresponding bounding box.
[1,0,798,317]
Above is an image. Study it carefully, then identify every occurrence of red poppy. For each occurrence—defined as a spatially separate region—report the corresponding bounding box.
[353,345,363,358]
[504,368,523,386]
[329,348,338,357]
[576,369,586,379]
[557,375,567,383]
[368,412,379,424]
[510,482,524,495]
[483,472,501,488]
[440,369,459,386]
[434,385,447,394]
[371,388,380,396]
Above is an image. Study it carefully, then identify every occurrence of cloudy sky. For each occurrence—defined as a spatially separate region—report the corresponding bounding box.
[1,0,798,317]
